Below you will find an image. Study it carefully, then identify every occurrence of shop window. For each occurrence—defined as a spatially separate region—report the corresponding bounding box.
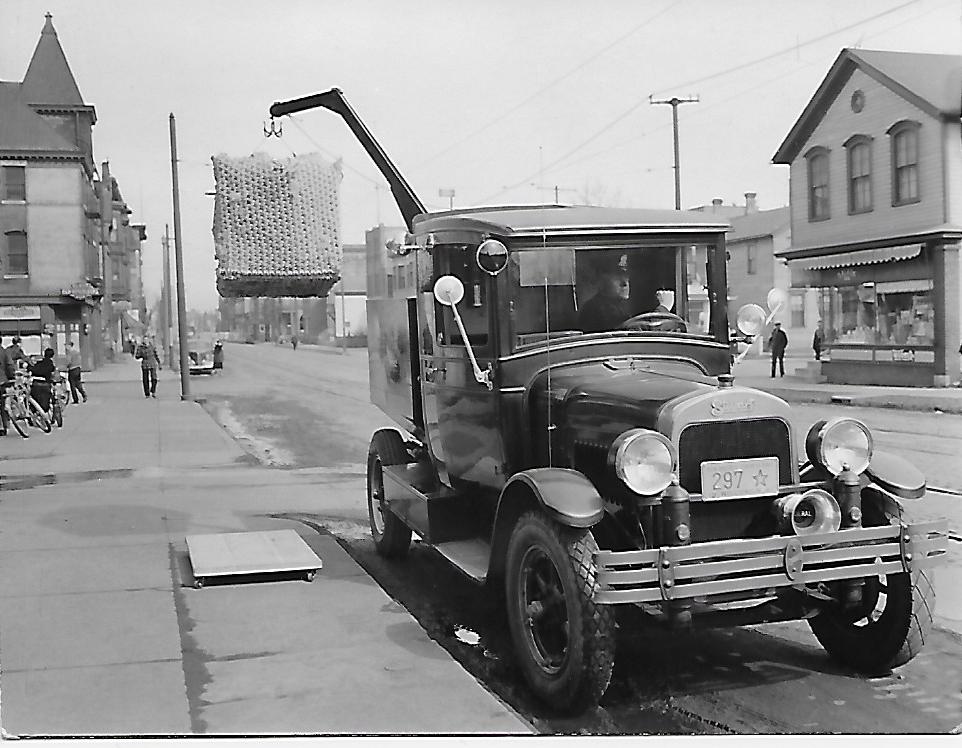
[746,242,756,275]
[790,291,805,328]
[2,166,26,201]
[4,230,28,276]
[876,279,933,346]
[844,136,872,214]
[819,284,877,345]
[888,121,920,205]
[805,147,830,221]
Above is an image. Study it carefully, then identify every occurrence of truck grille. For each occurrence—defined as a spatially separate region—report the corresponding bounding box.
[678,418,792,494]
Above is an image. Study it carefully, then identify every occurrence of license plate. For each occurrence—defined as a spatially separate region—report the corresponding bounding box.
[700,457,779,500]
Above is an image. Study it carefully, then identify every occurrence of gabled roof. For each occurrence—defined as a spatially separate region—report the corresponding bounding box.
[0,81,80,156]
[727,206,790,243]
[20,14,85,106]
[774,48,962,164]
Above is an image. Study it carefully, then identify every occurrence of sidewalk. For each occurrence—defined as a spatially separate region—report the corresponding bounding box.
[0,362,530,737]
[733,354,962,414]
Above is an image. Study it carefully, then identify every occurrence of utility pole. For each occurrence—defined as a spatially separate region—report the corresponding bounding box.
[100,160,113,360]
[649,95,699,210]
[161,224,174,370]
[169,113,191,400]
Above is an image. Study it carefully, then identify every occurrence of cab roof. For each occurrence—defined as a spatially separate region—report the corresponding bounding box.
[412,205,730,239]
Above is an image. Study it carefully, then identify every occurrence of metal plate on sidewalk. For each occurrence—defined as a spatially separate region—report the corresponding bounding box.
[186,529,322,587]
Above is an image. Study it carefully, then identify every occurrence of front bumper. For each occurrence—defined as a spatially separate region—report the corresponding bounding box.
[593,520,948,605]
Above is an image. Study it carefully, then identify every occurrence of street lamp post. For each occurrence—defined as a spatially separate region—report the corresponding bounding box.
[169,113,191,400]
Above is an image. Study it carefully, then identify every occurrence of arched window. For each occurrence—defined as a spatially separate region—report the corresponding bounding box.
[887,120,920,205]
[4,231,28,276]
[844,135,873,214]
[805,147,830,221]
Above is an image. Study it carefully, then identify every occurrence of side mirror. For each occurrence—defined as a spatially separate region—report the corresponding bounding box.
[476,239,508,276]
[767,288,789,317]
[431,275,491,390]
[433,275,465,306]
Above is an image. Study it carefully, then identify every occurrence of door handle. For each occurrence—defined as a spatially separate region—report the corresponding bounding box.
[423,363,445,383]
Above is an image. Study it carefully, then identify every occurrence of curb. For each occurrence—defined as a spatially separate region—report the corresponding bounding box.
[749,385,962,415]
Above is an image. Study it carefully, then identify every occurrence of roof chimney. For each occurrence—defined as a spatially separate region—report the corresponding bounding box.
[744,192,757,214]
[711,198,723,213]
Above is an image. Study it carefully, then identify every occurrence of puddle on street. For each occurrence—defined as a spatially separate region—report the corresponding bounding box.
[0,468,134,491]
[454,626,481,646]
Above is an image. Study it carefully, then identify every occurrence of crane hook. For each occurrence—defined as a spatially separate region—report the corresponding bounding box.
[263,118,283,138]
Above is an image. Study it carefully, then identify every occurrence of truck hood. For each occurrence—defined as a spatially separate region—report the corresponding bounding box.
[529,360,716,446]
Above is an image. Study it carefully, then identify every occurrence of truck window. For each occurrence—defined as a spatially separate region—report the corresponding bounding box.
[435,244,489,348]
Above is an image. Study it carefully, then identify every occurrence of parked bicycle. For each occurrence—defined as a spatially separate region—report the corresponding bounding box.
[3,369,48,437]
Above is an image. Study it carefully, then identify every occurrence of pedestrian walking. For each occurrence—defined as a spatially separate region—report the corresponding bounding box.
[135,335,161,398]
[291,334,298,351]
[812,325,824,361]
[65,341,87,403]
[213,340,224,371]
[768,321,788,378]
[0,342,15,436]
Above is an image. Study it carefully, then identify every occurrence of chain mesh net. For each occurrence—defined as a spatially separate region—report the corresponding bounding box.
[212,152,343,297]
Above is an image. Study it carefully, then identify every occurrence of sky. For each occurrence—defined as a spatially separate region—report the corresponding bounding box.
[2,0,960,312]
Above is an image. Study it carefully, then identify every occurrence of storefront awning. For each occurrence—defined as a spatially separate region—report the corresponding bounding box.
[122,311,145,331]
[792,244,922,271]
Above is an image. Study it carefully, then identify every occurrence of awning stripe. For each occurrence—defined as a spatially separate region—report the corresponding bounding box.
[792,244,922,271]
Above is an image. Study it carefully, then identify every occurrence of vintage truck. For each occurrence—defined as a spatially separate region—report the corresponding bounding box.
[270,89,948,712]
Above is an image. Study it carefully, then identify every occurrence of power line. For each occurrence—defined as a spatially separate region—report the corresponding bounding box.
[481,0,923,204]
[411,0,682,170]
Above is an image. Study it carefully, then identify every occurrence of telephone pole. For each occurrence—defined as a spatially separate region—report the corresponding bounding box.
[99,160,113,359]
[649,95,699,210]
[169,113,191,400]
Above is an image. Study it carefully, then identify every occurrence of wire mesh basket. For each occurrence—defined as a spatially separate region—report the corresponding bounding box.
[212,152,343,297]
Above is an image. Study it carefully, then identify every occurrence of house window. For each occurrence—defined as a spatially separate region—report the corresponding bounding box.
[805,147,830,220]
[845,135,872,214]
[790,291,805,328]
[2,166,26,201]
[888,121,920,205]
[746,242,756,275]
[4,231,28,275]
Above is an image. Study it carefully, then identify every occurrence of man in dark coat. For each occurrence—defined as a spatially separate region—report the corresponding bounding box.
[769,322,789,378]
[0,343,15,435]
[813,326,824,361]
[578,268,631,332]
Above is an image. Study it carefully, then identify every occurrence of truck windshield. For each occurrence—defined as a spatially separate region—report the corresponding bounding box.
[511,245,711,349]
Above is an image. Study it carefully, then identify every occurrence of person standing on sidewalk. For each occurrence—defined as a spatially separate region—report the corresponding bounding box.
[812,325,824,361]
[65,341,87,403]
[0,343,15,435]
[135,335,161,398]
[6,335,25,366]
[768,321,788,378]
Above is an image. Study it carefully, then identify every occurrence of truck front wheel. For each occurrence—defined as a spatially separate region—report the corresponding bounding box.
[367,431,412,558]
[505,512,615,712]
[808,502,935,673]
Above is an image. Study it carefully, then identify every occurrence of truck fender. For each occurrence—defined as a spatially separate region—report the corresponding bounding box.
[487,468,604,584]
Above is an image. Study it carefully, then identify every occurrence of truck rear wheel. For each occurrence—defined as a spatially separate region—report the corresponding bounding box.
[367,430,413,558]
[505,511,615,712]
[808,502,935,673]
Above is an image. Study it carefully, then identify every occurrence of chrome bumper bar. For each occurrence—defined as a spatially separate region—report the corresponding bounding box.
[593,520,948,605]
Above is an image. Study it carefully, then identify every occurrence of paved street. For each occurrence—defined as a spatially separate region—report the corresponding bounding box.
[190,341,962,735]
[0,358,530,737]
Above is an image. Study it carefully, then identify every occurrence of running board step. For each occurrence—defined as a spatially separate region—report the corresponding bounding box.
[433,539,491,583]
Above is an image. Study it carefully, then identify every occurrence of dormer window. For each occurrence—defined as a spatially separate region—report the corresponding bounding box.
[888,120,920,206]
[844,135,873,214]
[805,147,830,221]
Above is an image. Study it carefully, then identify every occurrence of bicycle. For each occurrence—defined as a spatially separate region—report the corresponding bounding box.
[2,370,44,438]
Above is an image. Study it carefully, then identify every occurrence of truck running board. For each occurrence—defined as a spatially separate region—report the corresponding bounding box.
[433,539,491,583]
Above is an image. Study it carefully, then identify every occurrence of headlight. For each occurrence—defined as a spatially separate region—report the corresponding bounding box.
[608,429,676,496]
[805,418,873,475]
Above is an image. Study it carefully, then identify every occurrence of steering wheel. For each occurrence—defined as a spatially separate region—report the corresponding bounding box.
[620,311,688,332]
